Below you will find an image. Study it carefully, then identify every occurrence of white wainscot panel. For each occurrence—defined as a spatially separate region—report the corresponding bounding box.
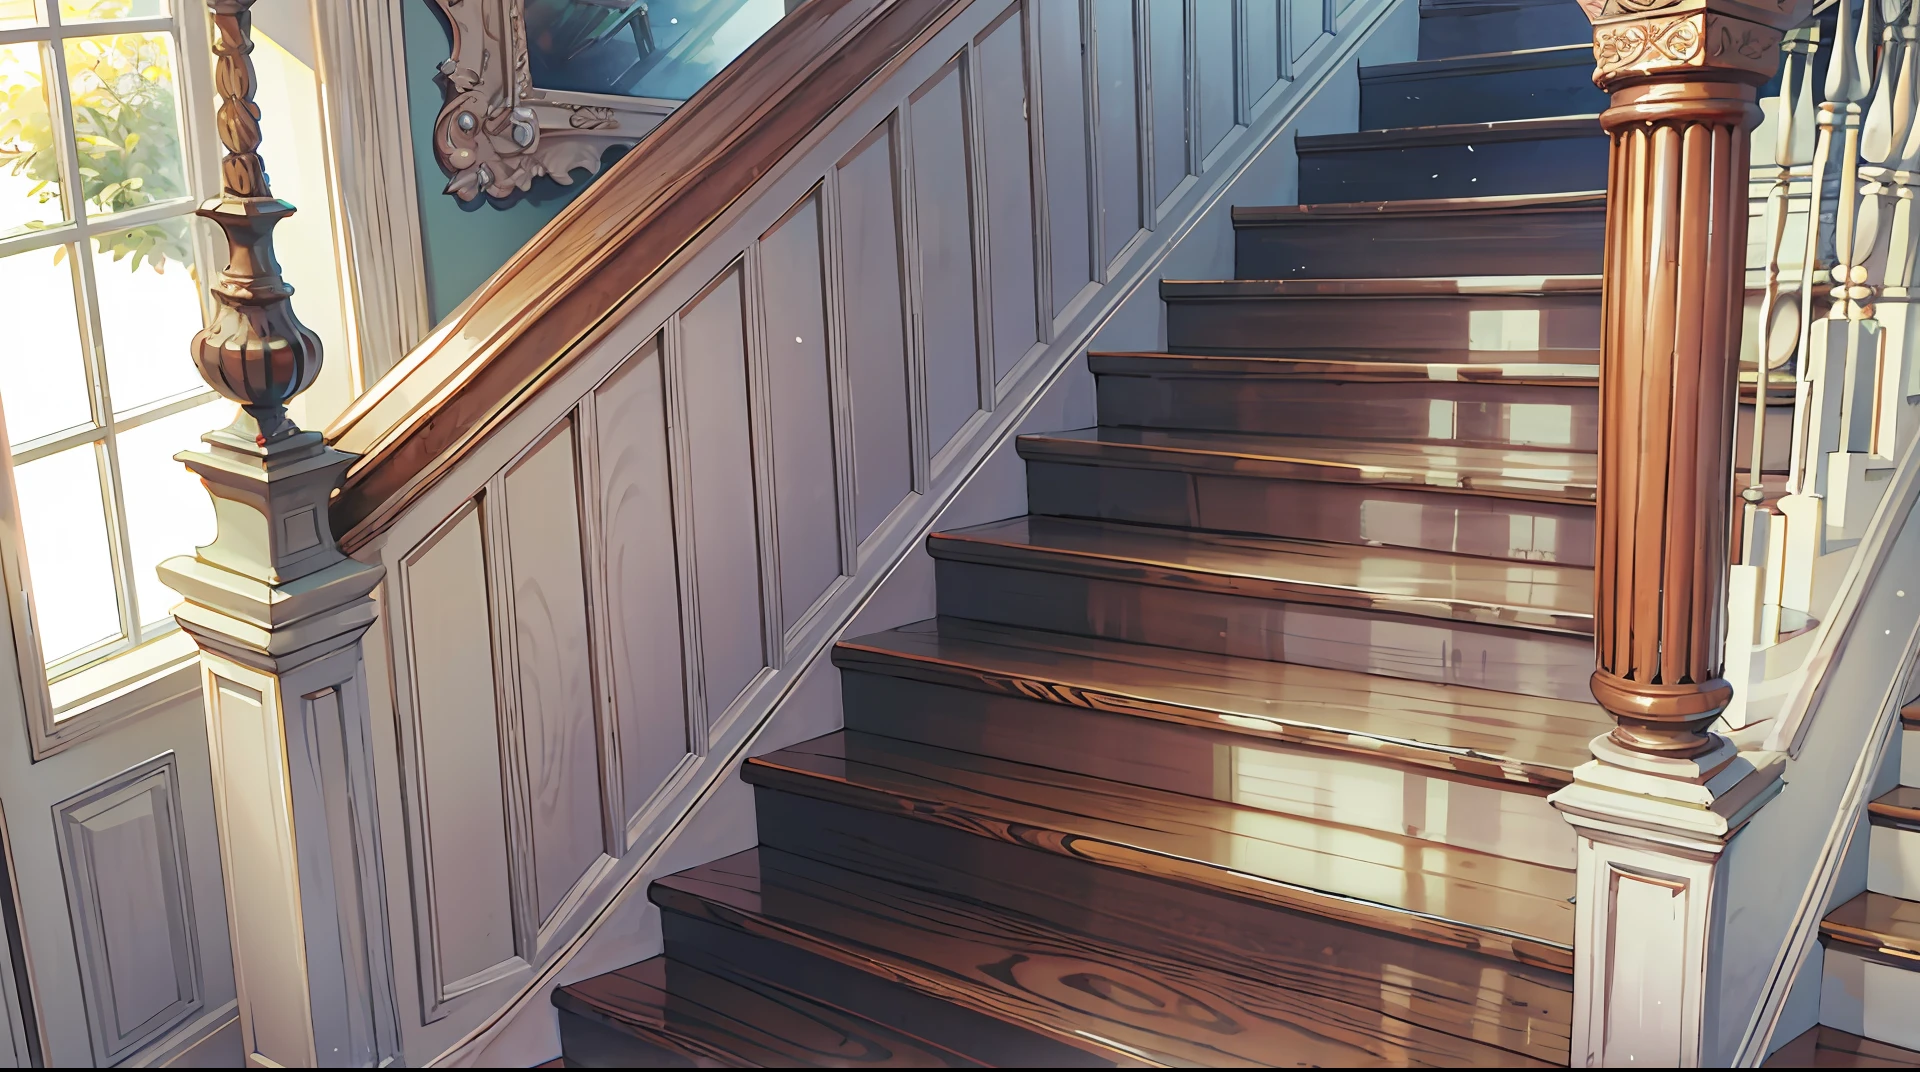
[972,1,1040,387]
[590,343,694,836]
[834,119,917,545]
[758,193,848,641]
[54,753,202,1064]
[500,421,612,940]
[399,503,519,1009]
[908,53,987,462]
[1037,0,1093,318]
[677,265,772,729]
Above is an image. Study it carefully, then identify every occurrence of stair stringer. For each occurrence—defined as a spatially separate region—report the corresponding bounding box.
[1726,425,1920,1065]
[411,0,1423,1064]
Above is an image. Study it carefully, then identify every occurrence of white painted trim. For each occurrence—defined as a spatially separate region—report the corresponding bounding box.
[310,0,434,386]
[1736,422,1920,1064]
[121,998,237,1069]
[416,0,1407,1060]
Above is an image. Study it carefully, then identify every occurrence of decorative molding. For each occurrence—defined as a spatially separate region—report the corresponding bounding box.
[1594,12,1780,80]
[53,753,205,1066]
[349,0,1409,1061]
[427,0,673,201]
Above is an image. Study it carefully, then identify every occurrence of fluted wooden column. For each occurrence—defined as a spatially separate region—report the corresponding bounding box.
[1549,1,1807,1064]
[1588,14,1791,755]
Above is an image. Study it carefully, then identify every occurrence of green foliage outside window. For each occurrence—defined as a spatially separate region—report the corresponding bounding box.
[0,0,193,274]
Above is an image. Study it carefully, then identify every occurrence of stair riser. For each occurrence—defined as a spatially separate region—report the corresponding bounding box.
[934,560,1595,701]
[556,1010,699,1069]
[1026,461,1596,565]
[839,669,1579,864]
[1299,132,1609,203]
[657,910,1101,1067]
[1361,57,1607,128]
[754,789,1576,1065]
[1900,725,1920,785]
[1096,376,1598,450]
[1166,293,1600,353]
[1419,3,1595,59]
[1820,945,1920,1053]
[1235,207,1605,278]
[1868,823,1920,900]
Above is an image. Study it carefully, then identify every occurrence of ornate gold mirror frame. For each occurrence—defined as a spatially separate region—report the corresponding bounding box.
[427,0,676,201]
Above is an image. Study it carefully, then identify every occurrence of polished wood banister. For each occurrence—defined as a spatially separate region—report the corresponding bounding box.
[325,0,969,551]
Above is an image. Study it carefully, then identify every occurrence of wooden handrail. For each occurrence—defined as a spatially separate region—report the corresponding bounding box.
[325,0,967,551]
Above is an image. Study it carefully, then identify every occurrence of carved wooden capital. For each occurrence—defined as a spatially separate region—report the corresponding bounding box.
[1584,0,1811,93]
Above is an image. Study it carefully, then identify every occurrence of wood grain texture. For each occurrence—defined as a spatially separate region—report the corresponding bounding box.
[834,617,1610,788]
[1766,1026,1920,1068]
[555,955,983,1067]
[1091,374,1597,450]
[1024,426,1597,504]
[502,423,609,928]
[929,515,1595,635]
[331,0,970,548]
[1822,891,1920,960]
[654,848,1557,1067]
[758,790,1572,1063]
[742,731,1578,969]
[590,347,694,831]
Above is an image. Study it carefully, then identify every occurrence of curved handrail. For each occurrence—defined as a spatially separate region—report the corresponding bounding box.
[324,0,967,551]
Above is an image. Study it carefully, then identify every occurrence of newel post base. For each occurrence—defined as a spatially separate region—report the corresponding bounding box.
[158,427,400,1069]
[1549,737,1785,1067]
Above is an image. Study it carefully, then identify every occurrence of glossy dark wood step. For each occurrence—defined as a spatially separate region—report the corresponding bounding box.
[1021,428,1596,502]
[930,516,1595,699]
[1821,891,1920,960]
[835,617,1609,792]
[1766,1025,1920,1068]
[1090,348,1601,382]
[1361,45,1607,128]
[1870,786,1920,832]
[1418,0,1595,61]
[1297,116,1608,202]
[1232,191,1605,279]
[1162,276,1601,354]
[744,732,1578,973]
[1092,361,1596,450]
[554,955,983,1067]
[656,846,1559,1067]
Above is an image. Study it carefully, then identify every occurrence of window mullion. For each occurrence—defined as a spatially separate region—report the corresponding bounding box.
[74,237,142,654]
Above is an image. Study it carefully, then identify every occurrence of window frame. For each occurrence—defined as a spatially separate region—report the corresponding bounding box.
[0,0,220,759]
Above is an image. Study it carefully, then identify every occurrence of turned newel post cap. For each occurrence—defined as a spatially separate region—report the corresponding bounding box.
[1577,0,1815,94]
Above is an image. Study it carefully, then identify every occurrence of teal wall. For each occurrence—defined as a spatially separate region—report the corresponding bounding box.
[402,0,600,324]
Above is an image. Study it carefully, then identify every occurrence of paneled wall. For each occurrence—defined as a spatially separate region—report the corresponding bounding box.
[361,0,1404,1059]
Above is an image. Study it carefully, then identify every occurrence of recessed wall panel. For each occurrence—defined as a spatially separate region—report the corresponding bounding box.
[680,267,769,718]
[909,58,984,455]
[1148,0,1188,208]
[975,3,1040,383]
[592,345,692,823]
[502,422,606,925]
[1093,0,1142,266]
[1038,0,1092,316]
[835,123,915,542]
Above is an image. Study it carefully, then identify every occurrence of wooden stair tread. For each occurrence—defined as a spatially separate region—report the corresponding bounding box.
[743,730,1577,969]
[1869,786,1920,829]
[1088,349,1598,382]
[1298,114,1603,151]
[931,515,1593,635]
[836,617,1609,787]
[1766,1025,1920,1068]
[1232,190,1605,224]
[1822,891,1920,958]
[1020,426,1596,503]
[655,847,1556,1067]
[554,955,982,1067]
[1162,274,1601,299]
[1362,43,1594,81]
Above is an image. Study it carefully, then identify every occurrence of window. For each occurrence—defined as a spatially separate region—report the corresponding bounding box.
[0,0,222,685]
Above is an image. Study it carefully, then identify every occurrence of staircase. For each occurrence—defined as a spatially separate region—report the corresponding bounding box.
[551,1,1617,1065]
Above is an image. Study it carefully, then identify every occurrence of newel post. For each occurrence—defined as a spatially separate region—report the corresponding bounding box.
[1548,0,1807,1065]
[157,1,400,1066]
